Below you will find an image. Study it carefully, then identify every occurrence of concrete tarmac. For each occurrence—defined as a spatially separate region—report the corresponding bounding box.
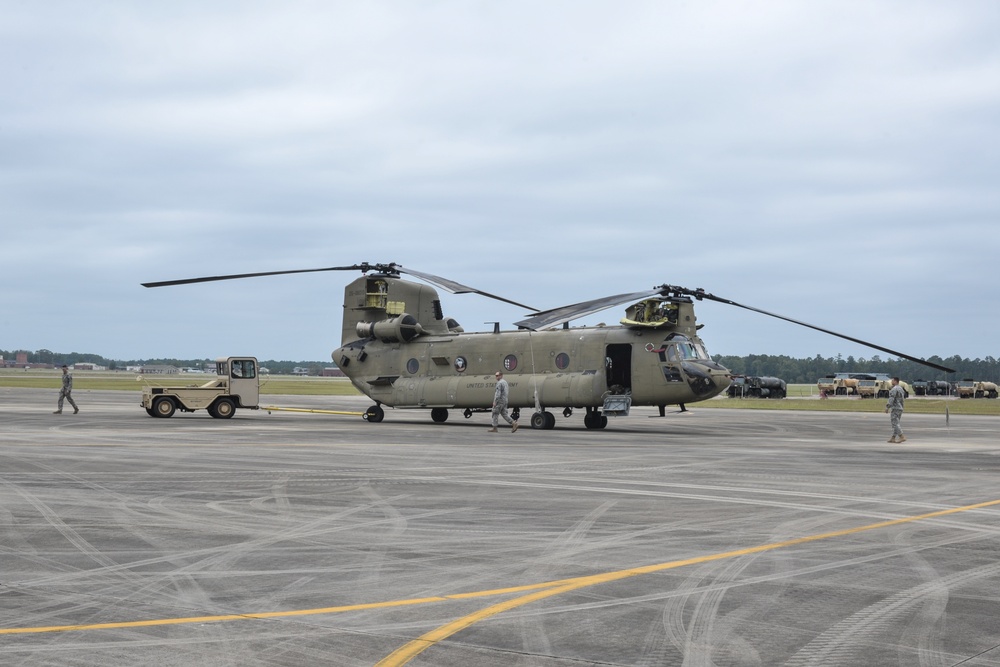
[2,387,1000,666]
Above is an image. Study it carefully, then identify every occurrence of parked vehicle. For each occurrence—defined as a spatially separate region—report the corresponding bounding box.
[141,356,260,418]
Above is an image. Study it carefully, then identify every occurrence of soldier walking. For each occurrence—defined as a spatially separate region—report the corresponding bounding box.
[885,376,905,442]
[54,365,79,415]
[488,371,518,433]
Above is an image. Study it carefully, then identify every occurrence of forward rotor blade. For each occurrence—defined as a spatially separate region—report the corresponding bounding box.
[395,265,537,311]
[514,289,663,331]
[696,292,956,373]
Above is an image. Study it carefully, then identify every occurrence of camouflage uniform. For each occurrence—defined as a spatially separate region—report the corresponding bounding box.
[491,376,515,429]
[56,369,79,414]
[886,383,905,440]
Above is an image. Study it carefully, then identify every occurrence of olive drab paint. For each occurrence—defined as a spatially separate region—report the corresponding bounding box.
[332,272,733,429]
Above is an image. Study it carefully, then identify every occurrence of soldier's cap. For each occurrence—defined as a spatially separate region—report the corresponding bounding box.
[61,364,68,368]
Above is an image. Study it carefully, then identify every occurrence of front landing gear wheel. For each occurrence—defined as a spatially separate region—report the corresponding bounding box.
[584,410,608,429]
[364,404,385,422]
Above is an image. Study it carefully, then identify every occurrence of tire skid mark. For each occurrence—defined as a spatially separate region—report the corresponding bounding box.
[784,560,1000,667]
[375,499,1000,667]
[890,524,950,667]
[516,499,618,658]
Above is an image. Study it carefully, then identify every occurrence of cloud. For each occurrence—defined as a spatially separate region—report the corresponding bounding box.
[1,1,998,362]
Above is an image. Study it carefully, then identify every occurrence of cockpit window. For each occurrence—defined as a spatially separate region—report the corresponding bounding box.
[662,334,710,362]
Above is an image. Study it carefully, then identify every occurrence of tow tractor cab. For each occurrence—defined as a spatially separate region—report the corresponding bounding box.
[141,356,260,418]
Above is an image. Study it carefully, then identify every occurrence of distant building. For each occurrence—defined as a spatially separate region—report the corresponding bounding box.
[320,367,345,377]
[140,365,180,375]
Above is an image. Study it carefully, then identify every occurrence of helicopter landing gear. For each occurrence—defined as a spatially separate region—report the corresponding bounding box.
[584,407,608,429]
[431,408,448,423]
[363,404,384,422]
[530,410,556,430]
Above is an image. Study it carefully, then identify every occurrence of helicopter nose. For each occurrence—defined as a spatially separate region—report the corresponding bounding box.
[681,362,729,398]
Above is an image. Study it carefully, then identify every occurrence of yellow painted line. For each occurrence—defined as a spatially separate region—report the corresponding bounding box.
[3,498,999,645]
[0,583,559,636]
[376,497,1000,666]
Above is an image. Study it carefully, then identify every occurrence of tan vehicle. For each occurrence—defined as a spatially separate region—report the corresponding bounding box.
[953,379,999,399]
[875,379,912,398]
[817,376,838,396]
[856,378,879,398]
[141,357,260,418]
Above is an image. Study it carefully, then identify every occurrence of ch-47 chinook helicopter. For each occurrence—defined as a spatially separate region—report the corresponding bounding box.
[143,262,954,430]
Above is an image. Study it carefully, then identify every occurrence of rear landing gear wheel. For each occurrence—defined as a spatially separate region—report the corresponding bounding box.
[531,411,556,429]
[364,404,385,422]
[431,408,448,423]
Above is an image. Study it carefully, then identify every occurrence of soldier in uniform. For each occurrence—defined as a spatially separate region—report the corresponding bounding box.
[885,376,905,442]
[488,371,518,433]
[54,365,79,415]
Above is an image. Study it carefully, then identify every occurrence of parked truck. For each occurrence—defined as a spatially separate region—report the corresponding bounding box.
[818,376,861,396]
[728,375,787,399]
[141,357,260,418]
[924,380,952,396]
[953,379,999,399]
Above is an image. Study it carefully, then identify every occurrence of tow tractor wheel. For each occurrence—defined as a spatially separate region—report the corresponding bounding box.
[152,397,176,418]
[145,407,157,418]
[431,408,448,423]
[211,397,236,419]
[364,404,385,423]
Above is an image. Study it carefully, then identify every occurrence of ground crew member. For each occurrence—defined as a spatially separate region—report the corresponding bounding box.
[885,377,905,442]
[489,371,518,433]
[54,365,79,415]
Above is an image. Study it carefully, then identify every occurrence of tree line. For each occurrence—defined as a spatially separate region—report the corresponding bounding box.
[713,353,999,384]
[1,349,331,376]
[5,348,997,383]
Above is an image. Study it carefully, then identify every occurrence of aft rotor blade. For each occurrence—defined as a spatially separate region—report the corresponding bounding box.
[514,289,663,331]
[395,265,537,311]
[141,265,367,288]
[697,292,956,373]
[142,262,537,311]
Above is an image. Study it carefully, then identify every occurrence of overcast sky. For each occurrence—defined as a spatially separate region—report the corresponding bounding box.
[3,1,998,364]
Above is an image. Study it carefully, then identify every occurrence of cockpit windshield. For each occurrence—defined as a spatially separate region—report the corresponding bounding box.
[663,334,710,362]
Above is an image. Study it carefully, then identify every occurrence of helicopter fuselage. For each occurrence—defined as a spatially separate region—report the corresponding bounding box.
[331,272,732,429]
[335,326,731,413]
